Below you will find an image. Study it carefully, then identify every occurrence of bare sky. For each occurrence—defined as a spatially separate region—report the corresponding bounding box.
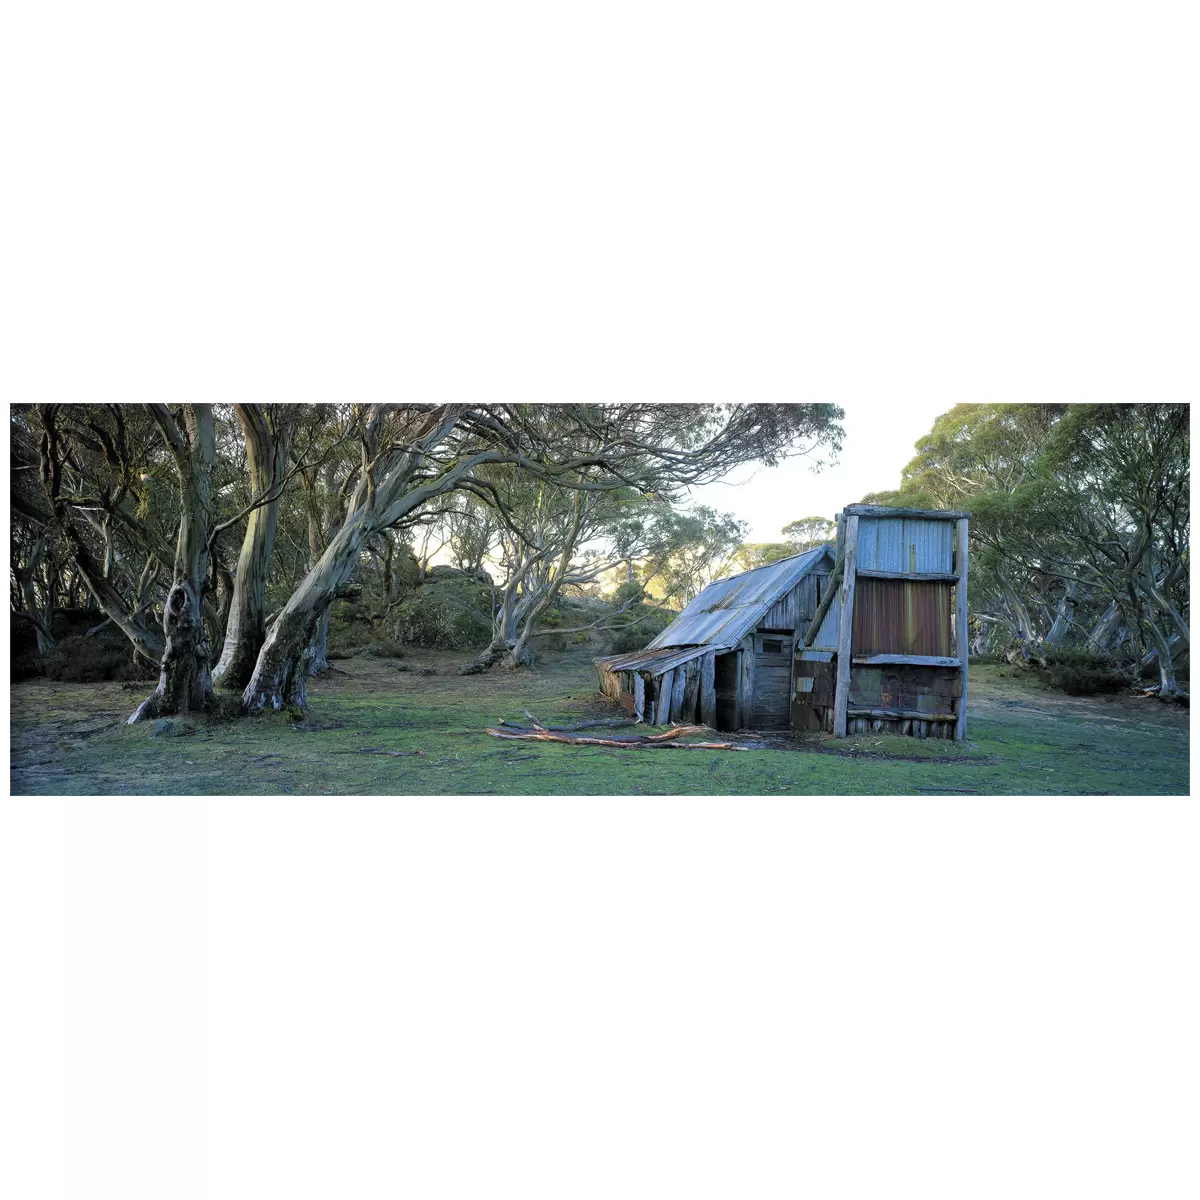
[689,398,951,543]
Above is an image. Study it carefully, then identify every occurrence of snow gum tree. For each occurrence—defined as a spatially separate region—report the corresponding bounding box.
[211,404,296,689]
[128,404,218,722]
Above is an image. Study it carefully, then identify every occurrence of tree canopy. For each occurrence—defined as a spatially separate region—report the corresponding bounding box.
[10,402,844,718]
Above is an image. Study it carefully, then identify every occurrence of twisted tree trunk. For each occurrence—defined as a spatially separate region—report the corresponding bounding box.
[242,506,374,710]
[128,405,217,724]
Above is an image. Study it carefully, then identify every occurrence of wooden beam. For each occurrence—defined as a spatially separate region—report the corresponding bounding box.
[955,517,969,742]
[832,515,860,738]
[743,639,756,727]
[852,654,962,667]
[847,707,956,722]
[700,653,716,727]
[670,667,687,723]
[681,659,700,723]
[803,517,846,647]
[657,669,674,726]
[737,647,751,728]
[633,672,645,721]
[854,570,959,582]
[839,504,971,520]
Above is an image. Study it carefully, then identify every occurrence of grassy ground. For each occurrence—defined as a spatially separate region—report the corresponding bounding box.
[9,645,1190,795]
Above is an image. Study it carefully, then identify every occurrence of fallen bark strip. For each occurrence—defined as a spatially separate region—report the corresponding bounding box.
[483,724,745,751]
[497,713,642,733]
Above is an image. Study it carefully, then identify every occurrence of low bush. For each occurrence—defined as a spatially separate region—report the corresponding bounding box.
[1003,647,1127,696]
[387,574,494,650]
[1038,648,1126,696]
[38,632,157,683]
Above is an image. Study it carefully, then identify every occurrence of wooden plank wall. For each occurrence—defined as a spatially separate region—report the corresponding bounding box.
[955,517,969,742]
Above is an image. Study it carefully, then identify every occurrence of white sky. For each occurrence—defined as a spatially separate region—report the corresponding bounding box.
[689,398,949,543]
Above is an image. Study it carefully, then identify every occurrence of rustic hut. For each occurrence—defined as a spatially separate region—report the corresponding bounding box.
[593,545,836,729]
[792,505,969,741]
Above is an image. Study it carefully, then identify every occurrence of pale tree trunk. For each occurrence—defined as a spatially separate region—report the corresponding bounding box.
[300,461,340,676]
[1043,582,1076,647]
[16,534,55,652]
[212,405,292,689]
[242,506,374,710]
[129,405,217,724]
[1142,616,1179,697]
[1086,601,1121,653]
[475,492,582,671]
[63,522,165,663]
[998,573,1039,653]
[308,609,331,675]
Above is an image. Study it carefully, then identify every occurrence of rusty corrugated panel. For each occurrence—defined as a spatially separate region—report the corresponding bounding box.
[851,578,952,656]
[856,517,953,574]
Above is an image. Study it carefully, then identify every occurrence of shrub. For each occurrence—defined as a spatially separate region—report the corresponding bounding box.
[1013,647,1127,696]
[388,574,494,650]
[38,632,157,683]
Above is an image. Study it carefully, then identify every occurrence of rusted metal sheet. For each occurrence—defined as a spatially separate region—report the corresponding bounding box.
[649,544,834,649]
[852,578,952,656]
[856,517,953,575]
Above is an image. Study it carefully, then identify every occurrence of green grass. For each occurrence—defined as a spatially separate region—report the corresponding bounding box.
[9,651,1190,796]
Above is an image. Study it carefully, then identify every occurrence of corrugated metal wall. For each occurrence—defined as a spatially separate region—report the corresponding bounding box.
[856,517,953,574]
[852,578,952,655]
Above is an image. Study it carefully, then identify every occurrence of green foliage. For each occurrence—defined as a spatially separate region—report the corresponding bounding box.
[387,573,494,650]
[609,580,647,607]
[605,603,672,654]
[734,543,796,571]
[780,516,836,551]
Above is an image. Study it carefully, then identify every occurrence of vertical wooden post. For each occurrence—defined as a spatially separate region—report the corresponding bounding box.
[955,517,969,742]
[657,669,674,725]
[832,515,860,738]
[743,637,756,728]
[670,667,687,723]
[633,672,645,722]
[700,653,716,728]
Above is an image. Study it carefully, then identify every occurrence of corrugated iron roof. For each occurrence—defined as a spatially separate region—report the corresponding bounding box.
[594,644,713,676]
[647,544,834,651]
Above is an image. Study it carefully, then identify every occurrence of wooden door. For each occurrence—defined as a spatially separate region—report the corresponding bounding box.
[750,632,793,728]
